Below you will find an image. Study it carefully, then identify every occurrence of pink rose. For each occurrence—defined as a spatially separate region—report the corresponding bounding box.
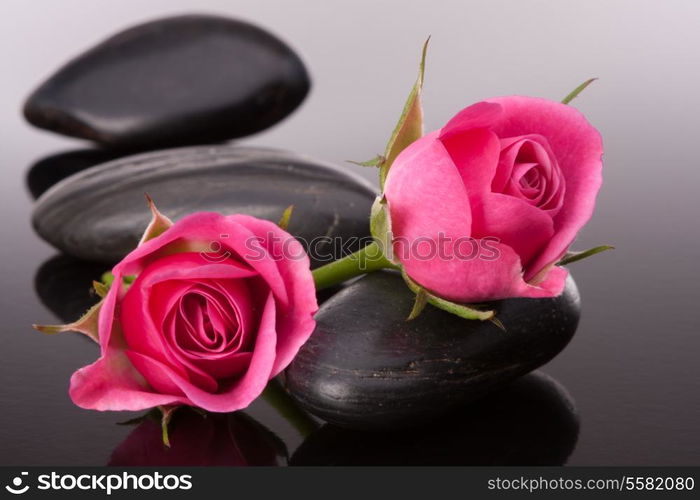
[384,96,603,302]
[67,209,317,412]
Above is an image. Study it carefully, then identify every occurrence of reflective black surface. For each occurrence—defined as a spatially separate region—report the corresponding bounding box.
[2,0,700,465]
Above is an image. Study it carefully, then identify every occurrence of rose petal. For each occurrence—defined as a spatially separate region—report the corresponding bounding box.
[229,215,318,376]
[471,192,554,268]
[439,101,503,140]
[126,350,191,396]
[117,293,279,412]
[405,240,566,302]
[486,96,603,278]
[440,128,501,195]
[385,131,473,267]
[114,213,289,306]
[69,346,187,411]
[97,271,123,353]
[122,253,254,357]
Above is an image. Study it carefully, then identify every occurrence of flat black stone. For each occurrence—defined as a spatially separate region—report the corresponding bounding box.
[285,270,580,429]
[26,149,123,199]
[290,371,579,465]
[23,14,310,149]
[32,146,376,268]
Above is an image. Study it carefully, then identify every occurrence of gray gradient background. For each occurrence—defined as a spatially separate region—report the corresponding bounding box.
[1,0,699,464]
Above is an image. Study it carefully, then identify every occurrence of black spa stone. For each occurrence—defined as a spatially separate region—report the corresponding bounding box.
[23,14,310,149]
[285,270,580,429]
[32,146,376,267]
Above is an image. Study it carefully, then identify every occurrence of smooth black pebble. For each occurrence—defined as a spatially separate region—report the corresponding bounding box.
[23,14,310,149]
[290,371,579,465]
[286,270,580,429]
[32,145,376,267]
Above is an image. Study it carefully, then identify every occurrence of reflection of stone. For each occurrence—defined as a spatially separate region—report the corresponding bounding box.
[34,254,108,324]
[23,14,310,150]
[287,271,580,429]
[26,149,122,200]
[291,371,579,465]
[32,146,375,268]
[109,409,287,466]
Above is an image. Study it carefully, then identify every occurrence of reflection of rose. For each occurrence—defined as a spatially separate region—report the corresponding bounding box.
[384,97,602,301]
[68,211,318,412]
[109,410,287,466]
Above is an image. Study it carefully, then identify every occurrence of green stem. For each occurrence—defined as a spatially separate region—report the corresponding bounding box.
[262,378,319,438]
[311,241,397,290]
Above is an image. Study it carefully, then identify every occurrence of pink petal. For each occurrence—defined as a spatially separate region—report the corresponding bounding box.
[439,101,503,140]
[114,212,289,307]
[208,279,255,349]
[485,96,603,277]
[121,254,256,393]
[117,293,279,412]
[69,346,188,411]
[230,215,318,376]
[138,254,258,286]
[126,350,191,396]
[494,134,565,214]
[470,193,554,268]
[385,131,473,266]
[182,352,253,380]
[97,271,122,353]
[405,240,566,302]
[439,128,501,195]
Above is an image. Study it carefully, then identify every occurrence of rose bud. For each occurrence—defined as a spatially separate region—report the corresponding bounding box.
[35,199,318,413]
[311,44,608,321]
[383,96,603,303]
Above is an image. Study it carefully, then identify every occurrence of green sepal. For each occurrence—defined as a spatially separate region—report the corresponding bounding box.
[407,287,429,320]
[32,300,102,342]
[379,37,429,189]
[369,195,397,265]
[562,78,597,105]
[401,270,495,321]
[278,205,294,231]
[92,280,109,298]
[101,271,115,287]
[558,245,614,266]
[140,194,174,244]
[159,405,179,448]
[348,155,385,168]
[101,272,135,287]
